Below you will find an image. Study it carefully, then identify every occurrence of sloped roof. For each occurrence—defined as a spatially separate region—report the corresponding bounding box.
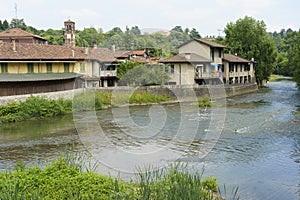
[223,54,250,63]
[0,73,80,82]
[0,42,116,62]
[161,53,211,63]
[0,28,47,41]
[178,38,226,48]
[114,50,131,58]
[87,48,117,63]
[0,42,86,60]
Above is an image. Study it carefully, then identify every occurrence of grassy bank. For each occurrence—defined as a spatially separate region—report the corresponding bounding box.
[0,156,222,200]
[0,92,171,123]
[269,74,293,82]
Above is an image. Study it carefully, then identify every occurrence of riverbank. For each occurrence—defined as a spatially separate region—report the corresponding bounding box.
[0,83,258,123]
[0,154,222,200]
[0,83,258,106]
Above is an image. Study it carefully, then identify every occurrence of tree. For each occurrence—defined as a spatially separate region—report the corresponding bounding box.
[224,16,277,84]
[10,18,27,30]
[2,20,9,30]
[288,31,300,87]
[117,61,170,86]
[189,28,201,39]
[130,26,141,35]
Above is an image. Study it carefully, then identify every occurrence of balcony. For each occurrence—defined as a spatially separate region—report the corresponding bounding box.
[100,70,117,77]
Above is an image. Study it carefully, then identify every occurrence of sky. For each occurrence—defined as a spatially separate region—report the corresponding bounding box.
[0,0,299,36]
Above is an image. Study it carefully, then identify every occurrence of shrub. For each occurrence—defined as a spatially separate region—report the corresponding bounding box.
[0,96,72,123]
[198,95,212,107]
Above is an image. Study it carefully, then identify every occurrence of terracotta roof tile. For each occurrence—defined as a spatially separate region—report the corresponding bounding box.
[0,42,116,62]
[87,48,116,63]
[0,28,46,41]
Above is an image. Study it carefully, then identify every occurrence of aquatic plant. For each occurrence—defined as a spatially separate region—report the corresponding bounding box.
[0,96,72,123]
[198,95,212,107]
[0,155,224,199]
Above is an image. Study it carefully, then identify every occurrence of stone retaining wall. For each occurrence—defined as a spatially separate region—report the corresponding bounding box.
[0,88,83,106]
[0,83,258,106]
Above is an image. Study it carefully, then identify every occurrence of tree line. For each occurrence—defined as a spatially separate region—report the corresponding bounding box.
[0,18,201,57]
[1,17,300,87]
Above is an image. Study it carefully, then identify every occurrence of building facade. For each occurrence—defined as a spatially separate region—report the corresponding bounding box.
[162,38,256,86]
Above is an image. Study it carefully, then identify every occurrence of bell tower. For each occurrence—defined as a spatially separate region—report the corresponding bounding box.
[64,19,76,47]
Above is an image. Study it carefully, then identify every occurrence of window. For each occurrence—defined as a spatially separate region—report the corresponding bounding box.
[80,63,85,73]
[211,48,215,62]
[219,49,222,58]
[27,63,34,73]
[1,63,8,73]
[229,63,234,72]
[203,65,206,73]
[170,64,174,74]
[235,64,238,72]
[64,63,70,72]
[46,63,52,73]
[240,64,243,72]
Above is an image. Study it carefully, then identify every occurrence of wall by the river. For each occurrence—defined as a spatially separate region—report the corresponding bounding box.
[0,83,258,106]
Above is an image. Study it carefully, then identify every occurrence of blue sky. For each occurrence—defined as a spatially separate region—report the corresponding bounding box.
[1,0,299,36]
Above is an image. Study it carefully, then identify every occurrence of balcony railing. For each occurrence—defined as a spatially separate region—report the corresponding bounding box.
[100,70,117,77]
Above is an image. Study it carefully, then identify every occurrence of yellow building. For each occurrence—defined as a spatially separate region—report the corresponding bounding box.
[161,38,256,85]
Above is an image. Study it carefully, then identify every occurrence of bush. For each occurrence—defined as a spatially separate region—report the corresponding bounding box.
[198,95,212,107]
[0,158,223,200]
[0,96,72,123]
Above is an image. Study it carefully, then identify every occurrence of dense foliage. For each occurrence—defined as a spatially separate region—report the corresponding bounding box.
[117,61,170,86]
[270,29,300,87]
[0,156,221,199]
[0,18,201,56]
[0,92,171,123]
[0,96,72,123]
[224,16,277,84]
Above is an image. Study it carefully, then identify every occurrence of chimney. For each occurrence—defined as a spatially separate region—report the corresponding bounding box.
[12,39,16,52]
[93,43,97,49]
[185,53,191,60]
[251,58,255,62]
[84,47,89,55]
[111,44,116,52]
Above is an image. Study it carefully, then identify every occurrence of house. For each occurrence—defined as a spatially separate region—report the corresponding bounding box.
[0,20,120,96]
[161,38,226,85]
[0,28,47,44]
[222,54,255,84]
[0,41,86,96]
[161,38,256,85]
[160,53,215,85]
[114,49,159,64]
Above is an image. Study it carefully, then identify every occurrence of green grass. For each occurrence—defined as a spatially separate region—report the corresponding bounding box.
[0,155,225,200]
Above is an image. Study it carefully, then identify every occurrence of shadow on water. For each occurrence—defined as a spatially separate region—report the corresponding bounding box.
[0,114,80,169]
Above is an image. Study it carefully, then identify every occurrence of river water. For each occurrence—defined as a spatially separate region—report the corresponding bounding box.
[0,81,299,199]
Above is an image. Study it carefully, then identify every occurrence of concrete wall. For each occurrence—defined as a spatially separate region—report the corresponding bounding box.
[95,83,258,101]
[0,88,83,106]
[0,83,258,106]
[179,40,211,59]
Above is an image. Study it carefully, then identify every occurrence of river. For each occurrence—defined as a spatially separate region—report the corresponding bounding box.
[0,81,299,199]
